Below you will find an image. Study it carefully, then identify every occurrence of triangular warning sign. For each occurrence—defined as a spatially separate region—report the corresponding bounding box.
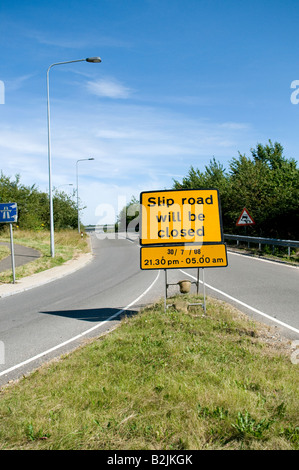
[236,208,255,226]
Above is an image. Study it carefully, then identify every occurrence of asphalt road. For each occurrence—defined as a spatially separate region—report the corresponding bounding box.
[0,242,40,272]
[0,233,298,386]
[0,233,160,386]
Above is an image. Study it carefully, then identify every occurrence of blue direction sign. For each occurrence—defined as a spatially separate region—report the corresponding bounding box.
[0,203,18,223]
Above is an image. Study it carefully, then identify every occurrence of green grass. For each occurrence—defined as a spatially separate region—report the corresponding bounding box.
[0,296,297,450]
[0,228,90,283]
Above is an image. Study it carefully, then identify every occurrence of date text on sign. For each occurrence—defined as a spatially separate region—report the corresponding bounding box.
[140,244,228,270]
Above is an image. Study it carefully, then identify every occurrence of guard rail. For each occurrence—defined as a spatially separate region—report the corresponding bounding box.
[84,226,299,256]
[223,234,299,256]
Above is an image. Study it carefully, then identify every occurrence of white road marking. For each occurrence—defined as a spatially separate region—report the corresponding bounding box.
[0,271,160,378]
[180,269,299,336]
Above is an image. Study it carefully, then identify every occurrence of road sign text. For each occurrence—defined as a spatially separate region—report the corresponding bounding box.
[140,189,223,245]
[141,243,228,269]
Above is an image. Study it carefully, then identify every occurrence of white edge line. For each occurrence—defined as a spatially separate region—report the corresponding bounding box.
[180,269,299,335]
[0,271,160,378]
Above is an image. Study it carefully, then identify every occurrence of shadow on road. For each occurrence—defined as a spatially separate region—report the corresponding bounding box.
[39,307,138,322]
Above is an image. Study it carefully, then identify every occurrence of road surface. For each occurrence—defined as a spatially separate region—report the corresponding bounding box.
[0,242,40,272]
[0,233,298,386]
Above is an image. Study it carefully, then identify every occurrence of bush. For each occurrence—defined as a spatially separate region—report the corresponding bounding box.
[0,172,78,231]
[173,141,299,240]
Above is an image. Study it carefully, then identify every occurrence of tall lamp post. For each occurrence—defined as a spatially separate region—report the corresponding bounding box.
[47,57,101,257]
[76,158,95,233]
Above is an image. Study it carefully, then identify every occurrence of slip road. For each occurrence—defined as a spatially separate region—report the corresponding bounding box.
[0,232,298,386]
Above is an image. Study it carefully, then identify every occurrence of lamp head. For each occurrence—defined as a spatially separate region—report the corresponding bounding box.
[86,57,102,63]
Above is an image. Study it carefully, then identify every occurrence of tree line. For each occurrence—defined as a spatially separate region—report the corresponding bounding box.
[0,172,78,231]
[172,141,299,240]
[118,141,299,240]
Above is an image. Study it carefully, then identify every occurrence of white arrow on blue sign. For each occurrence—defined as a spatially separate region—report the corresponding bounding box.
[0,203,18,223]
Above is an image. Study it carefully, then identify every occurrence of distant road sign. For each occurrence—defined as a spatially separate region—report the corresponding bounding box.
[236,207,255,226]
[0,203,18,223]
[140,189,223,245]
[141,243,228,270]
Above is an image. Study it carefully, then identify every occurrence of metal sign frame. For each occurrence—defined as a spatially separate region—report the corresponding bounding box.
[139,189,228,313]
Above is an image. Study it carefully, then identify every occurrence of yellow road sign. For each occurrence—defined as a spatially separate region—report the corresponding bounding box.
[140,189,223,245]
[141,243,227,270]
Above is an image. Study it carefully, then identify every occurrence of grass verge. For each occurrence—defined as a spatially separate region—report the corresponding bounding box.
[0,296,297,450]
[0,228,90,283]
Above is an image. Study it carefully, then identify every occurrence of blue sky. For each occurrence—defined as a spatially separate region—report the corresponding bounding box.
[1,0,299,225]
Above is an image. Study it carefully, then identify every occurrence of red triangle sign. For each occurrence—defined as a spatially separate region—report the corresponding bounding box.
[236,208,255,226]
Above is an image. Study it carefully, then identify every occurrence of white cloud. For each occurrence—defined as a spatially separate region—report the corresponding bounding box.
[86,78,133,99]
[0,97,256,224]
[218,122,250,130]
[4,74,34,92]
[15,23,132,50]
[0,129,45,155]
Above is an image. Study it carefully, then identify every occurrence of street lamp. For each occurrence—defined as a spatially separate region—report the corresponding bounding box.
[47,57,101,257]
[76,158,95,233]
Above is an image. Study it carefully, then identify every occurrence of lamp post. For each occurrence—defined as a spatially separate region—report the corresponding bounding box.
[47,57,101,257]
[76,158,95,233]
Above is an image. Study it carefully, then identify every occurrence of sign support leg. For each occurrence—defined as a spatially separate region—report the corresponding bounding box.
[202,268,206,314]
[9,223,16,284]
[164,269,167,313]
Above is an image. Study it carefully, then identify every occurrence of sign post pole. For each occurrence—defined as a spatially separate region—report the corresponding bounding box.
[9,223,16,283]
[202,269,206,314]
[164,269,167,313]
[0,203,18,284]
